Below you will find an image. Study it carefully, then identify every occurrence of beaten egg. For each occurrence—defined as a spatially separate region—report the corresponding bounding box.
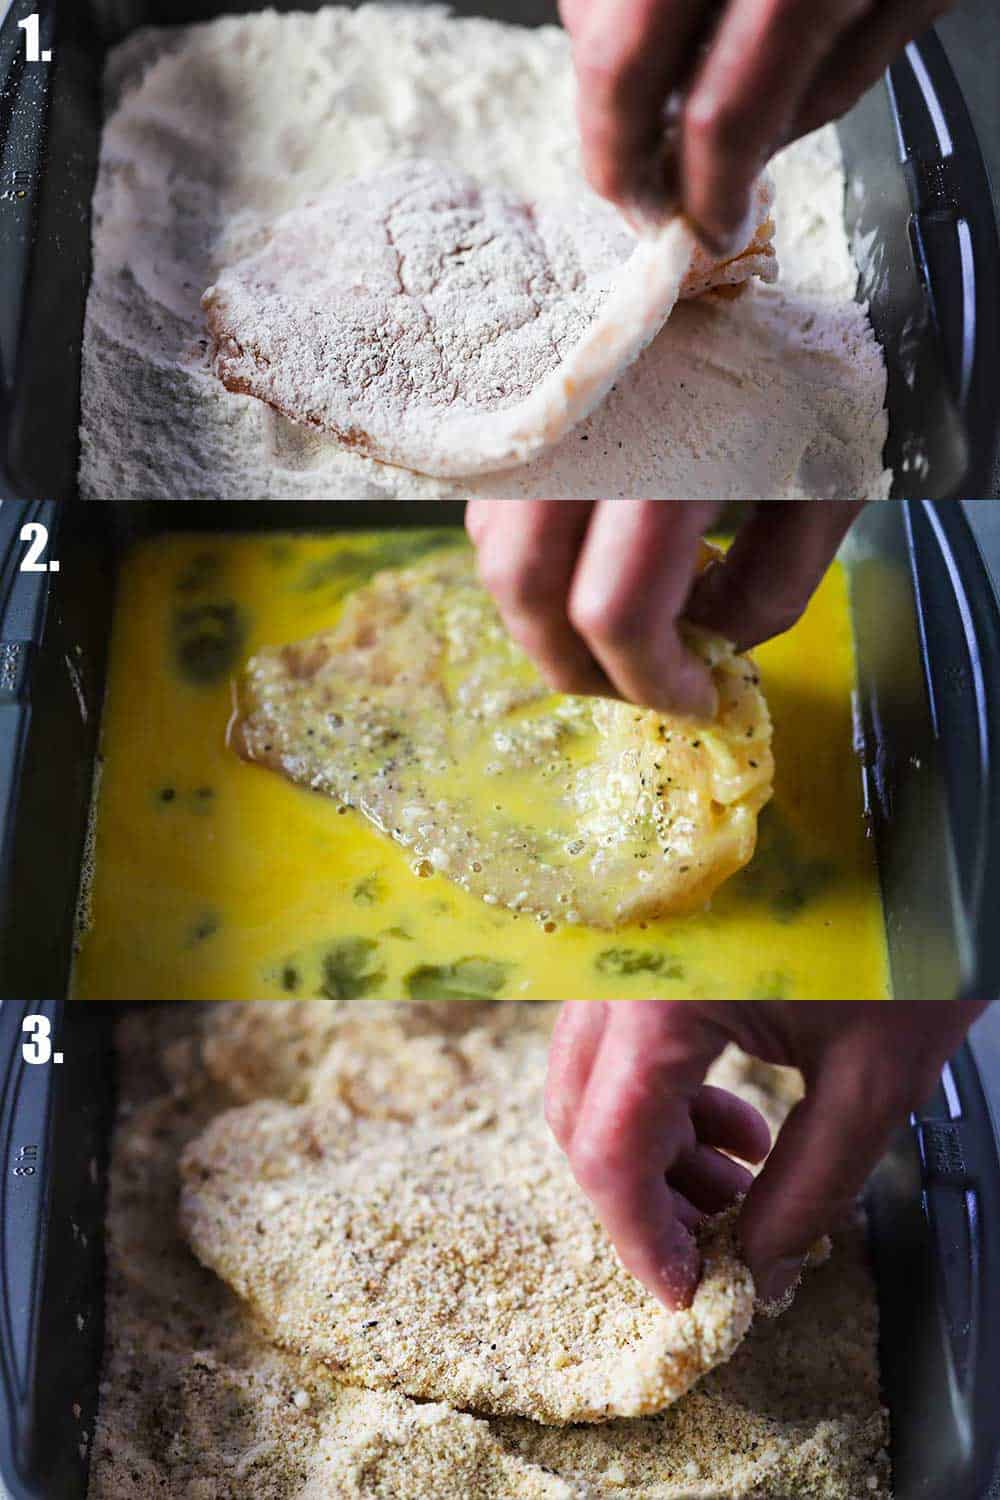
[72,529,889,1000]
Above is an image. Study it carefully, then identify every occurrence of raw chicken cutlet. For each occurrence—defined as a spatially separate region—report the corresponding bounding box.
[231,546,774,928]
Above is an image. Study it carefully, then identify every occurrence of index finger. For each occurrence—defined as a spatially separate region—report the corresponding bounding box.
[564,0,712,219]
[686,501,864,650]
[562,1002,727,1307]
[681,0,869,247]
[568,499,721,716]
[466,500,608,694]
[740,1001,983,1302]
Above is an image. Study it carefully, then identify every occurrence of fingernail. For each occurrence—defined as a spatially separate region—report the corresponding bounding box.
[662,694,718,725]
[623,153,681,237]
[756,1256,804,1310]
[692,226,731,257]
[649,677,716,722]
[686,559,724,620]
[623,190,675,239]
[672,666,719,723]
[696,222,741,258]
[690,683,719,722]
[695,199,753,260]
[656,1243,701,1311]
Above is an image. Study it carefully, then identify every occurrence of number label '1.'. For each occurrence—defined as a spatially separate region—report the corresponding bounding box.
[17,15,52,63]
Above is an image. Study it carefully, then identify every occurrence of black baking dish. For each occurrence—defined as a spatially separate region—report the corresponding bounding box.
[0,997,999,1499]
[1,0,999,500]
[0,498,999,1001]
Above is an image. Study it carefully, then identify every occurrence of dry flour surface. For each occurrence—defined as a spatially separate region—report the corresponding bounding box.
[88,1002,892,1499]
[80,6,892,499]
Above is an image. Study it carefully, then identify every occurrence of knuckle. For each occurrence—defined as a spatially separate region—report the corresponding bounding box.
[578,49,640,104]
[568,588,630,646]
[478,555,548,612]
[475,551,509,598]
[574,24,650,105]
[568,1133,617,1194]
[566,588,601,639]
[837,1051,910,1125]
[685,90,747,153]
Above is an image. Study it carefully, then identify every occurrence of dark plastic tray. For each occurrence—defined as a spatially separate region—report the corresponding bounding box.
[0,998,998,1498]
[0,1000,111,1500]
[1,0,999,499]
[0,498,999,1000]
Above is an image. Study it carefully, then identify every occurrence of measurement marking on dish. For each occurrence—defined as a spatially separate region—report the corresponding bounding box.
[11,1143,38,1178]
[22,1014,63,1065]
[3,169,32,202]
[19,522,59,573]
[17,15,52,62]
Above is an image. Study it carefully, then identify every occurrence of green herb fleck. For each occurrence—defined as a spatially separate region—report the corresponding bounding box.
[750,970,793,1000]
[171,601,247,684]
[353,873,384,907]
[405,957,510,1001]
[595,948,684,979]
[175,551,221,595]
[297,531,458,594]
[281,965,301,993]
[738,807,836,923]
[189,912,220,945]
[320,938,386,999]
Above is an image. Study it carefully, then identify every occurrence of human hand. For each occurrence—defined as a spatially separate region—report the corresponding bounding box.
[466,499,863,718]
[546,999,986,1307]
[558,0,952,248]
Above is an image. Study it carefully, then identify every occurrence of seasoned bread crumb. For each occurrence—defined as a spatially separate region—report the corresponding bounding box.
[89,1003,891,1498]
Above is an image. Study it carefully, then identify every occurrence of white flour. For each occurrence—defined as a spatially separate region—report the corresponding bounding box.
[79,5,892,499]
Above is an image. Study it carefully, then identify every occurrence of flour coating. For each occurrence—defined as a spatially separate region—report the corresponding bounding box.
[204,161,775,476]
[80,6,891,498]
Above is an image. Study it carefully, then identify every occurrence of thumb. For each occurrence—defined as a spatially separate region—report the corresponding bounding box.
[737,1060,904,1304]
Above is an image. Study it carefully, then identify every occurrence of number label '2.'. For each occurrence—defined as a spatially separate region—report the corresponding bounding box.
[19,522,60,573]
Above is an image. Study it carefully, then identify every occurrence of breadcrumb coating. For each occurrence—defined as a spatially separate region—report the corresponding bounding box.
[88,1003,891,1499]
[182,1018,763,1422]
